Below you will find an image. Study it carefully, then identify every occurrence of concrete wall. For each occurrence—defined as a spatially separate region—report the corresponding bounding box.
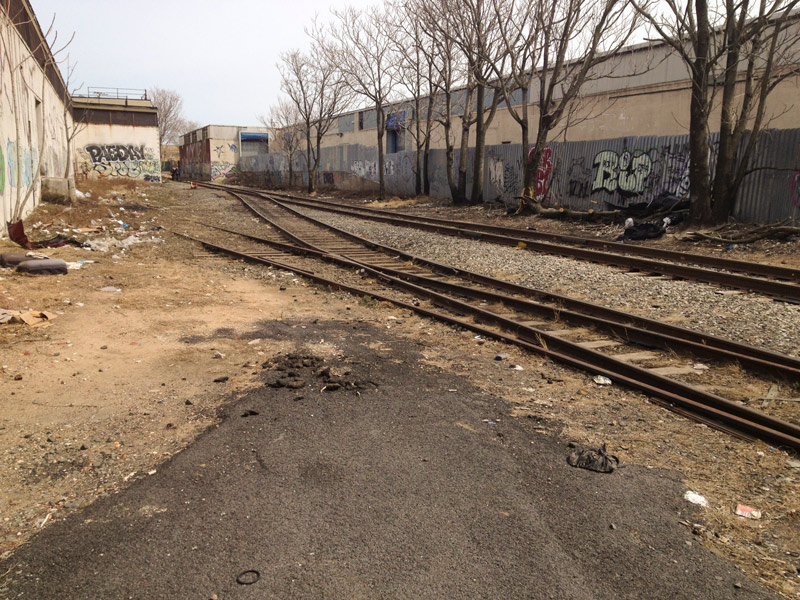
[208,137,239,182]
[248,127,800,223]
[316,37,800,152]
[180,125,268,182]
[1,5,73,226]
[74,124,161,182]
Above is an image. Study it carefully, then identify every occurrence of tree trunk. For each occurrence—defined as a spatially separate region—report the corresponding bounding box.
[305,129,314,194]
[687,0,714,226]
[423,93,434,196]
[519,88,533,192]
[376,104,386,200]
[414,96,422,196]
[470,83,486,205]
[455,116,470,205]
[710,21,742,224]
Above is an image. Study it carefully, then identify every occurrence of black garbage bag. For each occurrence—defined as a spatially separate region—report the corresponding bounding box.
[617,222,665,241]
[567,443,619,473]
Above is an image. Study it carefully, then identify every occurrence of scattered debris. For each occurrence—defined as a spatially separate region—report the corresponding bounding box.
[684,491,709,507]
[241,410,259,418]
[593,375,612,386]
[16,258,68,275]
[236,570,260,585]
[494,353,509,361]
[567,443,619,473]
[735,504,762,519]
[7,220,84,249]
[0,309,57,327]
[213,376,229,383]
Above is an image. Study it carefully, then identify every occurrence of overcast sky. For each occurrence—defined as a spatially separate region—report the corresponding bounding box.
[30,0,377,127]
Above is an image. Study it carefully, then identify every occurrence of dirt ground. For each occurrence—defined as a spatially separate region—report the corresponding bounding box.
[1,179,798,598]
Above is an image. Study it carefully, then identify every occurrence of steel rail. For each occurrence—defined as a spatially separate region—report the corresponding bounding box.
[260,186,800,283]
[205,189,800,446]
[214,184,800,377]
[203,183,800,302]
[171,225,800,451]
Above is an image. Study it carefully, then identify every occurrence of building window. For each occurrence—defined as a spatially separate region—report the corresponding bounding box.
[358,111,364,130]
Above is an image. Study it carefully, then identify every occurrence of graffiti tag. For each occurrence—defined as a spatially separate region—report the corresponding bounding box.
[592,149,653,195]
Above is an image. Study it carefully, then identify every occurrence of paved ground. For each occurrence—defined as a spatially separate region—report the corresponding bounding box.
[0,318,777,599]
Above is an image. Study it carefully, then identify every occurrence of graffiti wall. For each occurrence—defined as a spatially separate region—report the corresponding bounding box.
[77,143,161,181]
[75,124,161,182]
[244,128,800,223]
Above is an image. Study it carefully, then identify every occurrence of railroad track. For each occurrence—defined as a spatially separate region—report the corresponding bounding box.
[207,182,800,303]
[182,183,800,450]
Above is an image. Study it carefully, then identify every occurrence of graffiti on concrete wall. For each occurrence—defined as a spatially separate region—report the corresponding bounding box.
[792,171,800,208]
[351,159,378,180]
[591,149,655,196]
[567,157,592,198]
[79,143,160,181]
[535,146,553,198]
[6,140,37,189]
[211,163,239,182]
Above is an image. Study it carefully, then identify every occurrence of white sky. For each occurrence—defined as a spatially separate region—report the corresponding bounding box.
[30,0,378,127]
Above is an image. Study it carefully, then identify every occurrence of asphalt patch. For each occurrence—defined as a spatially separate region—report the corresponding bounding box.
[0,319,779,599]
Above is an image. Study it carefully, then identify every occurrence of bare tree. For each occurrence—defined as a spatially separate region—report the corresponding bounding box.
[328,5,400,200]
[633,0,800,225]
[61,56,86,180]
[259,97,304,187]
[176,118,200,138]
[387,0,439,195]
[279,32,351,194]
[516,0,641,208]
[149,87,187,148]
[419,0,477,204]
[487,0,542,191]
[442,0,510,204]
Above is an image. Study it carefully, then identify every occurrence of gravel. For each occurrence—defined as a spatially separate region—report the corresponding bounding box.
[302,208,800,358]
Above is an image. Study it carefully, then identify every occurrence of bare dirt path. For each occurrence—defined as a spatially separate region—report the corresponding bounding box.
[0,180,797,598]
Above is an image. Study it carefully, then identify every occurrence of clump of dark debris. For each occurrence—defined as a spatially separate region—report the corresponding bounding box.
[261,352,377,392]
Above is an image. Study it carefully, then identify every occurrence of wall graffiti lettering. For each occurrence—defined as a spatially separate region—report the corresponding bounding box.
[351,160,377,179]
[535,146,553,199]
[791,171,800,208]
[214,145,225,158]
[567,157,592,198]
[322,172,335,185]
[79,143,160,181]
[229,143,237,152]
[488,156,504,192]
[86,144,146,163]
[211,163,239,182]
[592,149,653,195]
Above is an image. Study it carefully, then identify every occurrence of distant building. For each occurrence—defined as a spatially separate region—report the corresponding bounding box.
[72,90,161,183]
[179,125,269,182]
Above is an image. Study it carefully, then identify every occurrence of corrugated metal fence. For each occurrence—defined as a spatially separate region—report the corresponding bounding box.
[241,128,800,223]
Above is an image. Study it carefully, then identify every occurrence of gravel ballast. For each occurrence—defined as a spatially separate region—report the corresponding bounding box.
[303,208,800,358]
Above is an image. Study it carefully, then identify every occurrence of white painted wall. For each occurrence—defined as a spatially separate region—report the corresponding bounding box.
[1,8,73,227]
[74,123,161,182]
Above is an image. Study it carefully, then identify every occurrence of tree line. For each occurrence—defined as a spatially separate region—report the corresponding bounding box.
[269,0,799,226]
